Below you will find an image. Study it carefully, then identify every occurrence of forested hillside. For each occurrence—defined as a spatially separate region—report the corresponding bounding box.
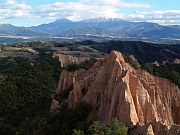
[0,53,62,134]
[90,40,180,64]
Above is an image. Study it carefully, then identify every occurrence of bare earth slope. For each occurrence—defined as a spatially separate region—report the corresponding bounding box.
[55,51,180,133]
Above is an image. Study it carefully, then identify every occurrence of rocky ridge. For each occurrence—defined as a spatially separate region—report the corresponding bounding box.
[53,53,89,67]
[54,51,180,134]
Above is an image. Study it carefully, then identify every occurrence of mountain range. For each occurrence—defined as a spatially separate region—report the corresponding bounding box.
[0,24,49,37]
[0,18,180,42]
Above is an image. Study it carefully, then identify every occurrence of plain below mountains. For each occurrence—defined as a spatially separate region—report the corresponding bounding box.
[0,18,180,41]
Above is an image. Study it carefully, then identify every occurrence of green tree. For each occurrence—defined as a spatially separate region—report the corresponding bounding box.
[73,129,84,135]
[105,118,127,135]
[87,118,127,135]
[88,121,104,135]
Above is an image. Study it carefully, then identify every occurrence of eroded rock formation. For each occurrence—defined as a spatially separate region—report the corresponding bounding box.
[55,51,180,131]
[128,120,180,135]
[53,53,89,67]
[50,99,60,112]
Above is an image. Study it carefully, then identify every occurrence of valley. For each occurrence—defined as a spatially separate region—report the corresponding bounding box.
[0,40,180,134]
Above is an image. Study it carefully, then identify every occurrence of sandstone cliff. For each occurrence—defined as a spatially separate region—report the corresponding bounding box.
[55,51,180,130]
[53,53,89,67]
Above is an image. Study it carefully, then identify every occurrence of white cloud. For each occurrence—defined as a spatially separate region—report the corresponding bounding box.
[0,0,32,23]
[5,0,16,5]
[35,0,150,21]
[0,0,179,25]
[126,10,180,25]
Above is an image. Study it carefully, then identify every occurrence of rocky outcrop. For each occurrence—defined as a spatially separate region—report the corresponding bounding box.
[173,58,180,64]
[147,124,154,135]
[50,99,60,112]
[56,51,180,131]
[56,69,86,94]
[53,53,89,67]
[128,120,180,135]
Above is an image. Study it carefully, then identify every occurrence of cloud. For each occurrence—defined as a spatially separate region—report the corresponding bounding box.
[0,0,32,23]
[0,0,179,25]
[35,0,150,20]
[126,10,180,25]
[5,0,16,5]
[0,0,151,22]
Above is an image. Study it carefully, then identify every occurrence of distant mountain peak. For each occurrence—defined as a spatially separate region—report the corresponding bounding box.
[1,18,180,41]
[80,17,127,23]
[0,24,14,27]
[54,18,73,23]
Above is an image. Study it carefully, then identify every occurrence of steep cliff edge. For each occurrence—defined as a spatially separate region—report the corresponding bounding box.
[55,51,180,129]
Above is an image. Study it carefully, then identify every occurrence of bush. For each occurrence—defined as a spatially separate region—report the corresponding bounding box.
[66,63,80,71]
[73,118,127,135]
[73,129,84,135]
[54,85,73,102]
[66,58,97,71]
[105,118,127,135]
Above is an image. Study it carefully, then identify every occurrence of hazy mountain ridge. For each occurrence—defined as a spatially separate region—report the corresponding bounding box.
[0,18,180,41]
[31,18,180,38]
[0,24,50,37]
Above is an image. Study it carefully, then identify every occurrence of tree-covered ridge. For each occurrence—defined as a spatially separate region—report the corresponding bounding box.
[1,40,180,65]
[142,63,180,88]
[90,40,180,64]
[0,53,62,134]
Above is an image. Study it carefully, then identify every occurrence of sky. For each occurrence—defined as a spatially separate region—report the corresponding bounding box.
[0,0,180,26]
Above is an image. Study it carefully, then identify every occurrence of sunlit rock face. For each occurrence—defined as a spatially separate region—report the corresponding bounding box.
[56,51,180,128]
[50,99,60,112]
